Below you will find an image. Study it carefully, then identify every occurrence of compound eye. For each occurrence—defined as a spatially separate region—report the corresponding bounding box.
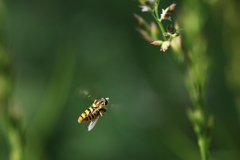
[99,98,106,105]
[104,98,108,105]
[104,101,108,105]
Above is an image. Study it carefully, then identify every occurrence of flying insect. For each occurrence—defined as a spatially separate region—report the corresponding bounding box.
[78,97,109,131]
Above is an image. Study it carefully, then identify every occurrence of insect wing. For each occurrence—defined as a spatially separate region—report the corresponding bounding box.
[88,117,100,131]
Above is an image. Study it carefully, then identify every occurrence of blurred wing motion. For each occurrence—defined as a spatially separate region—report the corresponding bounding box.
[88,117,100,131]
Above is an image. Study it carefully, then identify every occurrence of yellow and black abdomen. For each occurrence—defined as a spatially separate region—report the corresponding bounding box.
[78,106,96,123]
[78,97,109,124]
[78,106,97,123]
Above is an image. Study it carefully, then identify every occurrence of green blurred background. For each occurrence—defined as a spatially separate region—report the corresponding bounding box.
[0,0,240,160]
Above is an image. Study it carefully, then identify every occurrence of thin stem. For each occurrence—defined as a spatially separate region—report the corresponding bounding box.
[150,10,166,40]
[154,0,160,19]
[7,120,23,160]
[199,134,208,160]
[136,1,212,159]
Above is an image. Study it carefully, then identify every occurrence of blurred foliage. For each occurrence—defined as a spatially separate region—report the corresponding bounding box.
[0,0,240,160]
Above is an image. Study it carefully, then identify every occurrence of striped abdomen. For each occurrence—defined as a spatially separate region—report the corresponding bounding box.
[78,106,98,123]
[78,97,109,123]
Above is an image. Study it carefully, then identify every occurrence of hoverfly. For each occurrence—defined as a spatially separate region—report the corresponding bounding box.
[78,97,109,131]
